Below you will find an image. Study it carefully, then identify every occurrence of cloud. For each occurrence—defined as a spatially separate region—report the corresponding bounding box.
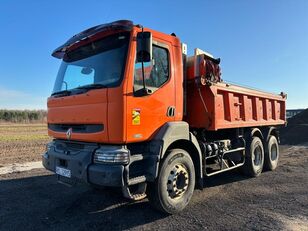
[0,86,47,110]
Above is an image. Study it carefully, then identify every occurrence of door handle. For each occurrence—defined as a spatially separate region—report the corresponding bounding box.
[167,106,175,117]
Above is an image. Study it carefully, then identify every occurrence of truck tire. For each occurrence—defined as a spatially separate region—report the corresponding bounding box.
[147,149,195,214]
[241,136,264,177]
[264,135,279,171]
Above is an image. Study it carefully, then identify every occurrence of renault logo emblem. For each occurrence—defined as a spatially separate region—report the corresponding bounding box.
[66,128,72,140]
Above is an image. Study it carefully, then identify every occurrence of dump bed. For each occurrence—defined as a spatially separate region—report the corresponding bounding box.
[185,52,286,131]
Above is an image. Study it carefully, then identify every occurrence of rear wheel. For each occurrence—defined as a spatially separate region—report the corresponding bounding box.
[241,136,264,177]
[147,149,195,214]
[264,135,279,171]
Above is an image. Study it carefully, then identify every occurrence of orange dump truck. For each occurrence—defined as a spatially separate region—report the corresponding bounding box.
[43,20,286,214]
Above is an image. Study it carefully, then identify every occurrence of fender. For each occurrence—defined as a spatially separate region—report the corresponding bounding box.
[150,121,203,188]
[154,121,190,156]
[262,126,280,143]
[247,127,264,140]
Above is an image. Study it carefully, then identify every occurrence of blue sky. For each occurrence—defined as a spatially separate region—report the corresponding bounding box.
[0,0,307,109]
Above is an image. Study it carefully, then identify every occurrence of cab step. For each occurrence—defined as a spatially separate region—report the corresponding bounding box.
[127,175,147,186]
[122,182,147,201]
[131,193,147,201]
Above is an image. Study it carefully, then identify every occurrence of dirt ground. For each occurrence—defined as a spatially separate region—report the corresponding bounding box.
[0,144,307,231]
[0,124,50,166]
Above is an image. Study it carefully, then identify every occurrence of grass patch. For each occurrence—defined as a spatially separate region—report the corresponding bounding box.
[0,134,49,142]
[0,126,47,132]
[0,124,49,141]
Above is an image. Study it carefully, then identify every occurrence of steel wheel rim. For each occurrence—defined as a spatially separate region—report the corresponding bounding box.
[167,163,189,199]
[253,145,262,166]
[271,144,278,161]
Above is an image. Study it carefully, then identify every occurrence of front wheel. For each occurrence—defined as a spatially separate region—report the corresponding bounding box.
[147,149,195,214]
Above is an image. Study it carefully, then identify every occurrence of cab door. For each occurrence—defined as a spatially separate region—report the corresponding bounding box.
[126,39,176,142]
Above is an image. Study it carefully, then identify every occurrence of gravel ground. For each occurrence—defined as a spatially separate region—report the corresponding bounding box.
[0,145,307,231]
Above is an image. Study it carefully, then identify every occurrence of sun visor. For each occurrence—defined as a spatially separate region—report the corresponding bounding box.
[52,20,134,59]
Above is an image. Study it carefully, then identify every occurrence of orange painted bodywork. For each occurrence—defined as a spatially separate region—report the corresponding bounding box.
[47,26,183,144]
[186,81,286,130]
[125,27,183,142]
[48,23,286,144]
[48,89,109,142]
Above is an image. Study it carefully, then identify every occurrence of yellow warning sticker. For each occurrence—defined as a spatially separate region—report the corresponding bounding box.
[132,109,141,125]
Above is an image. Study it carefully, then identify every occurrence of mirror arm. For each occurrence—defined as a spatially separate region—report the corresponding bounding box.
[141,61,146,91]
[140,27,147,92]
[136,30,152,96]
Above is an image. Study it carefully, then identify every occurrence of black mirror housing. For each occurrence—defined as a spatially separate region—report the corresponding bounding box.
[137,32,152,62]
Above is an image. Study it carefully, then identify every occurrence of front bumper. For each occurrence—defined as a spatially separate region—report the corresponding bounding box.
[42,140,125,187]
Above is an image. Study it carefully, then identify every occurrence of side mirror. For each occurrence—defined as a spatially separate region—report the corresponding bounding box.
[137,32,152,62]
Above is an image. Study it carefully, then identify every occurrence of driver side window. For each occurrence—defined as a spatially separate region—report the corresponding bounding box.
[134,45,169,93]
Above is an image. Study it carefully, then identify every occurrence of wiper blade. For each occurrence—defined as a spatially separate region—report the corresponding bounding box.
[51,90,71,96]
[76,83,107,90]
[51,84,106,97]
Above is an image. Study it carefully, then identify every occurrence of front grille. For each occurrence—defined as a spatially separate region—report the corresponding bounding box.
[55,142,85,152]
[48,124,104,133]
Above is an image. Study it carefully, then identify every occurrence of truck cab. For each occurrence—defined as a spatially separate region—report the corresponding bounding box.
[43,20,286,214]
[47,20,183,144]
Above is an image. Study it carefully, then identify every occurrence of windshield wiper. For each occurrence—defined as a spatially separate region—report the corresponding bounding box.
[51,89,71,97]
[76,83,107,90]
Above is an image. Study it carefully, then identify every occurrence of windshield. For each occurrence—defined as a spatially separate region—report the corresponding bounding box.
[52,32,130,94]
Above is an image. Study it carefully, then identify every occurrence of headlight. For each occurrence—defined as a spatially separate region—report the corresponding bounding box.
[93,146,129,164]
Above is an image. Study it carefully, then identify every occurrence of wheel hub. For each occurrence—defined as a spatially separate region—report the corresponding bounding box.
[167,164,189,199]
[253,146,262,166]
[271,144,278,160]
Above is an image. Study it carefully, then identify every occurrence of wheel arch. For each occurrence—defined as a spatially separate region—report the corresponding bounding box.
[263,126,280,143]
[246,127,264,141]
[166,136,203,189]
[152,122,203,189]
